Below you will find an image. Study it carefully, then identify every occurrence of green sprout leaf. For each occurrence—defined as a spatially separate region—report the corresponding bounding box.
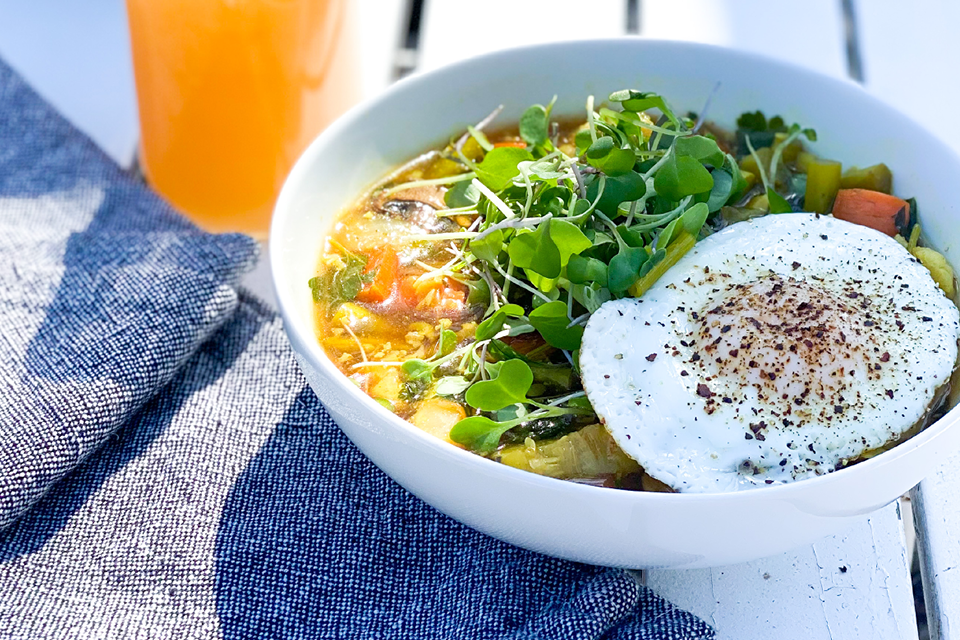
[435,376,472,396]
[585,136,637,176]
[465,359,534,411]
[586,171,646,216]
[401,359,433,382]
[475,146,534,191]
[469,229,505,264]
[767,187,793,213]
[549,219,593,265]
[465,278,490,305]
[654,154,714,202]
[520,104,549,147]
[509,220,562,279]
[608,90,680,127]
[586,135,615,159]
[449,416,512,454]
[528,301,584,350]
[475,303,525,341]
[572,282,612,313]
[567,254,609,286]
[674,135,724,168]
[608,246,650,294]
[437,329,458,357]
[311,250,368,313]
[680,202,709,237]
[706,169,734,213]
[445,179,481,208]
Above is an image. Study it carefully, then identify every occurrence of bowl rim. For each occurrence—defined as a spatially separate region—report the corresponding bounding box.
[271,36,960,505]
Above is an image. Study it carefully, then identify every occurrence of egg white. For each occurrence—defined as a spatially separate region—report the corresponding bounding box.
[579,213,960,492]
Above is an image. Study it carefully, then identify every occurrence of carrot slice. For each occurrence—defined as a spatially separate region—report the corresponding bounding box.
[399,274,420,306]
[831,188,910,237]
[355,246,399,303]
[493,140,527,149]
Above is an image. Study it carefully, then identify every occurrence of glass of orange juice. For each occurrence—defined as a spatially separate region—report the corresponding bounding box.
[125,0,360,238]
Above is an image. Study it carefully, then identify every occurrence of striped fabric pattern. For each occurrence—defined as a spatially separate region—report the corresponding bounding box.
[0,57,713,640]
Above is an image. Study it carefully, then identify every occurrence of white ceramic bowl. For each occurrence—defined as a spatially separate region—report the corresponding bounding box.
[271,39,960,569]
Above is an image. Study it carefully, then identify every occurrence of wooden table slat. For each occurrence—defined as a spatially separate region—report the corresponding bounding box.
[648,502,918,640]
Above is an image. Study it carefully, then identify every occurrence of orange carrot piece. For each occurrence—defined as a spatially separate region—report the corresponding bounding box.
[399,274,420,306]
[355,246,399,303]
[831,188,911,237]
[493,140,527,149]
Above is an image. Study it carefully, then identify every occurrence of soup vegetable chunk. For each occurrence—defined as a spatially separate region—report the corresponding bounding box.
[312,90,958,492]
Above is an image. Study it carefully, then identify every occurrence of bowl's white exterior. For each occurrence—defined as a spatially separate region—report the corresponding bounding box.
[271,39,960,569]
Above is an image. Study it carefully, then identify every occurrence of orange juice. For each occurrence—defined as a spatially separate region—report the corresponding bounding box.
[126,0,359,237]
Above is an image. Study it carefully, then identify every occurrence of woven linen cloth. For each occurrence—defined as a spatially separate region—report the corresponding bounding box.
[0,58,715,639]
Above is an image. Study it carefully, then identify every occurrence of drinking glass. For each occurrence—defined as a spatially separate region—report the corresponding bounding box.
[126,0,360,238]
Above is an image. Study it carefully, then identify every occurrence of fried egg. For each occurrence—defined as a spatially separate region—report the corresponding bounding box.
[579,213,960,492]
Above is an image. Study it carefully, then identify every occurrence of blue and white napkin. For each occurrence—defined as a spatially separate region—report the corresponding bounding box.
[0,57,714,639]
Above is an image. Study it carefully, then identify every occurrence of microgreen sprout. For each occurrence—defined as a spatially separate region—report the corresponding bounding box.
[355,87,819,455]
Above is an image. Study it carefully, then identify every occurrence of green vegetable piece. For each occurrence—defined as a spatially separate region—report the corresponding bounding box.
[528,301,585,351]
[308,276,322,302]
[520,104,549,147]
[675,135,724,168]
[445,179,481,208]
[374,398,395,411]
[475,303,525,341]
[637,247,666,279]
[608,246,650,294]
[767,188,793,214]
[465,359,533,411]
[449,416,512,454]
[475,147,534,191]
[509,220,562,279]
[654,154,714,202]
[629,232,695,297]
[657,217,682,250]
[586,171,646,216]
[804,158,842,213]
[840,163,892,194]
[567,254,609,286]
[469,229,505,264]
[311,250,368,313]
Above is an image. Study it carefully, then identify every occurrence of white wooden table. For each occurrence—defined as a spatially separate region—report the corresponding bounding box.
[2,1,957,637]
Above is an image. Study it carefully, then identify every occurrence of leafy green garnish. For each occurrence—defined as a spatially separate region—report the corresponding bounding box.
[310,247,368,313]
[363,89,822,455]
[465,359,533,411]
[528,301,584,350]
[767,187,793,213]
[475,304,525,341]
[475,147,534,191]
[654,154,714,201]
